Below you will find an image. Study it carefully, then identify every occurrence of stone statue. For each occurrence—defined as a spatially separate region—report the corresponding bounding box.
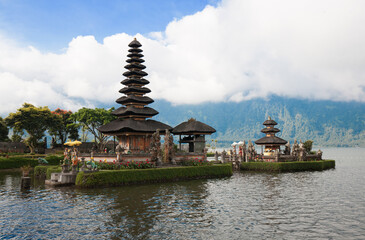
[38,157,48,165]
[298,140,306,161]
[62,147,71,172]
[274,149,280,162]
[214,151,219,162]
[150,129,162,166]
[292,139,299,160]
[284,141,291,155]
[246,140,256,162]
[299,140,304,150]
[163,129,176,164]
[317,149,323,160]
[242,141,246,161]
[221,150,227,163]
[116,144,123,162]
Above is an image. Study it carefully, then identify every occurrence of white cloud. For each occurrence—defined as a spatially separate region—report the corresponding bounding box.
[0,0,364,115]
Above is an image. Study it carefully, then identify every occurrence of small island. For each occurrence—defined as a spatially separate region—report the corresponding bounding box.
[216,116,335,172]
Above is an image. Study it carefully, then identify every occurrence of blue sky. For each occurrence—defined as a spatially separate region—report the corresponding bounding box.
[0,0,364,115]
[0,0,217,51]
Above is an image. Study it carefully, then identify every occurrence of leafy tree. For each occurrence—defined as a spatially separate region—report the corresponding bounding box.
[5,103,54,153]
[0,117,10,142]
[71,107,116,151]
[49,108,79,146]
[303,140,313,153]
[11,129,23,142]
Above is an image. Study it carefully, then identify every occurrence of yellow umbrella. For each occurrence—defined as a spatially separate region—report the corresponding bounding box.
[73,140,82,146]
[64,141,73,146]
[64,140,82,146]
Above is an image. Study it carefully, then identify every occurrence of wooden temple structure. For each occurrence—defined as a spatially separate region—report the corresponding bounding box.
[98,38,172,153]
[172,118,216,153]
[255,116,287,156]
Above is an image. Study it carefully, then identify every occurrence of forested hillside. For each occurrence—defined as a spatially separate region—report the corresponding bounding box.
[151,96,365,147]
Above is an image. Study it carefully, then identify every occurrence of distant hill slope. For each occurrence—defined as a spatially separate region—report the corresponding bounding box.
[150,96,365,147]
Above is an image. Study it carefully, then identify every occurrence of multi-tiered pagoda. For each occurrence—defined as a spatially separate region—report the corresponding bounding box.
[255,116,287,156]
[99,38,172,153]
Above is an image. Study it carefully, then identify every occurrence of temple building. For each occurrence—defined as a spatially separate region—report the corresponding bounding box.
[255,116,287,156]
[172,118,216,153]
[98,38,172,153]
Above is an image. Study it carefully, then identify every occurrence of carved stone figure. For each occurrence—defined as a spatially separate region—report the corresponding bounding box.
[292,139,299,160]
[246,140,256,162]
[215,151,219,162]
[274,149,280,162]
[150,130,161,165]
[298,140,306,161]
[221,150,227,163]
[284,141,291,155]
[317,149,323,160]
[116,144,123,162]
[241,141,246,161]
[163,129,176,164]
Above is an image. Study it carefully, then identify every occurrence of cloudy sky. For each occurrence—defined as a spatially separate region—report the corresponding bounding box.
[0,0,364,115]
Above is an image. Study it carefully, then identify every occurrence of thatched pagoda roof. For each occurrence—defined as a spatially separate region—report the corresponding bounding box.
[128,38,142,48]
[255,136,287,145]
[122,70,148,77]
[124,63,146,70]
[112,106,158,117]
[119,86,151,94]
[261,128,280,133]
[116,95,154,105]
[255,116,287,146]
[263,116,277,126]
[121,78,149,85]
[172,118,216,135]
[98,118,172,134]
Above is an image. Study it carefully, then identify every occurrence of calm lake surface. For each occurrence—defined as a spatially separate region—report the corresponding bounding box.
[0,148,364,239]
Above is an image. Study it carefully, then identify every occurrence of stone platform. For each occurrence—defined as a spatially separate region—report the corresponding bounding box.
[45,172,77,186]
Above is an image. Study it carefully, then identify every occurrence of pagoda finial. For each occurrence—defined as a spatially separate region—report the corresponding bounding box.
[134,37,137,40]
[268,116,271,120]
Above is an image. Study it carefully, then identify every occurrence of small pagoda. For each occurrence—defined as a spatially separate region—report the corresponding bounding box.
[98,38,172,153]
[255,116,287,156]
[172,118,216,153]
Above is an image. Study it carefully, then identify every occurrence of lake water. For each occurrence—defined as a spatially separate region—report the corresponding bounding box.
[0,148,364,239]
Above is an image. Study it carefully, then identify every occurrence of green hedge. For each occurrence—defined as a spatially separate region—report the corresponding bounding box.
[44,155,63,165]
[34,165,61,178]
[34,166,49,177]
[0,155,62,170]
[0,157,38,169]
[76,164,233,188]
[240,160,335,172]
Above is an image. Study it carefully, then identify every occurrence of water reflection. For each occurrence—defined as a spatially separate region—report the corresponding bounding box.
[0,148,364,239]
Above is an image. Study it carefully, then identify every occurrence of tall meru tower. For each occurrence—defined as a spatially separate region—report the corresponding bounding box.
[98,38,172,153]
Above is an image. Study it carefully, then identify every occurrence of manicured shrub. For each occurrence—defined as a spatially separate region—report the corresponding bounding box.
[34,165,62,178]
[240,160,335,172]
[44,155,63,165]
[3,154,46,158]
[76,164,233,188]
[0,157,38,169]
[0,154,62,170]
[96,160,155,170]
[180,159,212,166]
[34,166,49,177]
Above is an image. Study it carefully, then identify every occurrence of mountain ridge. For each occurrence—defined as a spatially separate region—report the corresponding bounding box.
[150,96,365,147]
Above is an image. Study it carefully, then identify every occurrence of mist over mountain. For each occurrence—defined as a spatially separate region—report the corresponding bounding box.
[150,96,365,147]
